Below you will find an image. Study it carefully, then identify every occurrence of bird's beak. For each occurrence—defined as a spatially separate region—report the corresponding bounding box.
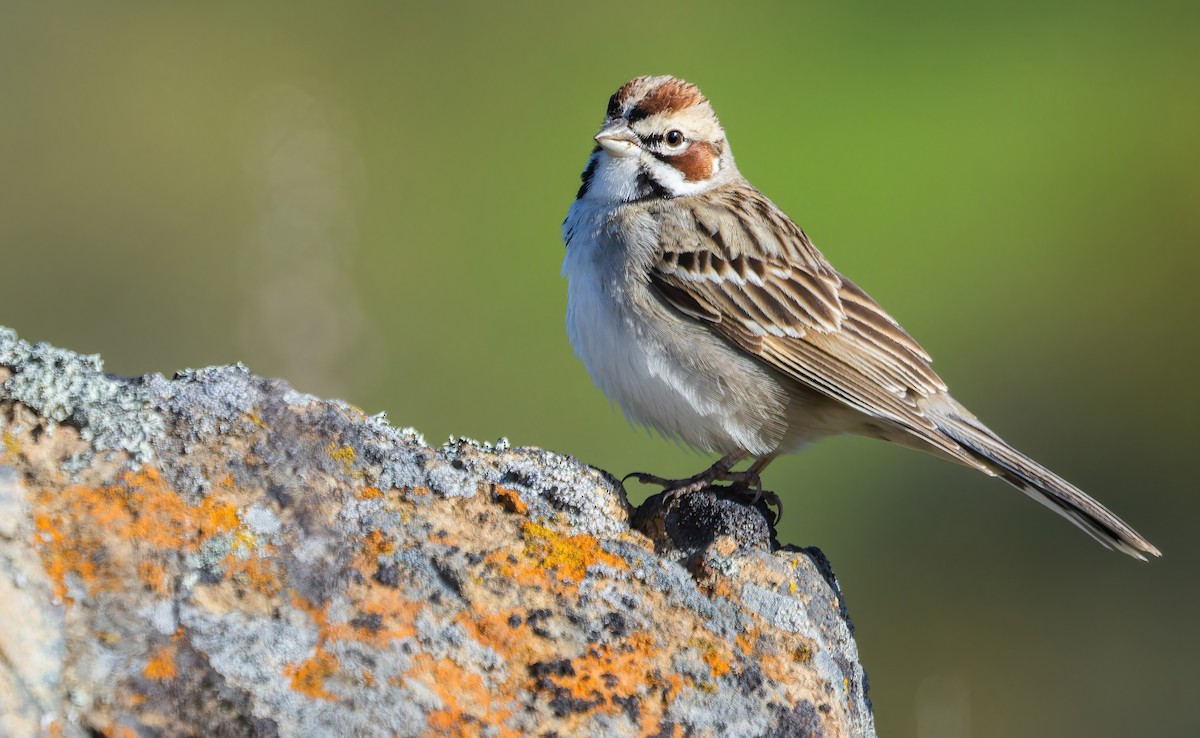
[594,119,640,158]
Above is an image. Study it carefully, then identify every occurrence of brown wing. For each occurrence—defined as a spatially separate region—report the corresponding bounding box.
[649,187,984,468]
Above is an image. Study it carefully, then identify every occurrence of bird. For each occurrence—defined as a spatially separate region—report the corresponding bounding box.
[561,75,1159,560]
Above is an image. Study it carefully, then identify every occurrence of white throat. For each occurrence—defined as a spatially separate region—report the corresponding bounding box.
[582,150,720,203]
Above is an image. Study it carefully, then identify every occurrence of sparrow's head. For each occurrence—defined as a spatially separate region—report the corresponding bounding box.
[575,76,736,203]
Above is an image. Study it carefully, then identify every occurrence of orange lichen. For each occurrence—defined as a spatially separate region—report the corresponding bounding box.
[30,467,242,601]
[125,469,240,547]
[793,643,813,663]
[358,486,383,499]
[455,609,534,660]
[362,529,396,557]
[493,486,527,515]
[427,529,461,547]
[221,550,283,596]
[137,560,172,598]
[143,643,178,681]
[735,633,754,654]
[406,654,519,738]
[285,594,345,699]
[325,442,356,473]
[285,646,338,700]
[344,587,421,645]
[291,593,328,629]
[520,522,627,587]
[292,583,421,671]
[349,527,400,580]
[699,644,732,677]
[700,577,739,601]
[1,430,18,457]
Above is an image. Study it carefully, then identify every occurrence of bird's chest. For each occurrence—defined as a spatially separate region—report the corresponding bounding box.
[561,201,792,455]
[561,205,699,413]
[562,226,661,408]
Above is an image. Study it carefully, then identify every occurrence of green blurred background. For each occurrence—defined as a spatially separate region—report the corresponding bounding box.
[2,2,1196,735]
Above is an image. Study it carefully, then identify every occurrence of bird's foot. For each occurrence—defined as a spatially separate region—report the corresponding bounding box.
[623,452,782,522]
[622,451,747,498]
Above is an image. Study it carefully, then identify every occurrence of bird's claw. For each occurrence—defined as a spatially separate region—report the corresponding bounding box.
[624,464,782,522]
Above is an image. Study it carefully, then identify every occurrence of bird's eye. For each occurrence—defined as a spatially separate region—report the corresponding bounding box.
[665,130,685,147]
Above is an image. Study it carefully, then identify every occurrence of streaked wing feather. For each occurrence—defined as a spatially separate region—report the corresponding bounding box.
[651,188,980,467]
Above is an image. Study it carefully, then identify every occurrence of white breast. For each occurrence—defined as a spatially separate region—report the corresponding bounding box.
[561,201,789,455]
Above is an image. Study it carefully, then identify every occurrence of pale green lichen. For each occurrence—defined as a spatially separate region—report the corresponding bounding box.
[0,327,164,464]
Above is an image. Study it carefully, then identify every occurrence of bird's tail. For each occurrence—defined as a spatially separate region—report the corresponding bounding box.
[929,406,1161,560]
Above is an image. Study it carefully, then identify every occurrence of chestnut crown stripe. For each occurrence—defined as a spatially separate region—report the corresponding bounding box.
[608,76,708,121]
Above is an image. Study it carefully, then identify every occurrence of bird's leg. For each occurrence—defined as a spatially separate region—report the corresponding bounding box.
[623,450,749,497]
[719,454,783,519]
[723,454,778,495]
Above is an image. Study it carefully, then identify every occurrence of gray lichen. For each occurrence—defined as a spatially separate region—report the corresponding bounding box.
[0,327,165,464]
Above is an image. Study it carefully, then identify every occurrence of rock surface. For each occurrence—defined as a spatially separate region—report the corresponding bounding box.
[0,326,875,738]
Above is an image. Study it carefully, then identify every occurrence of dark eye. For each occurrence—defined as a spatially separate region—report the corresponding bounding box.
[665,130,685,147]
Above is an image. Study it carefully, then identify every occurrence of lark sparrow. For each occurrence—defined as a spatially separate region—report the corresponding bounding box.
[562,75,1158,559]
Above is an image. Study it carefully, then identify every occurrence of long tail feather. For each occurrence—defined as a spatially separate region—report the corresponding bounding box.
[932,409,1160,560]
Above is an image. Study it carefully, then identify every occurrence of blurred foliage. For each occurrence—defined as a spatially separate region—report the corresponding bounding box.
[1,2,1197,736]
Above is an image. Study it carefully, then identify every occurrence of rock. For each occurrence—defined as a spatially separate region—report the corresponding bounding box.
[0,326,875,738]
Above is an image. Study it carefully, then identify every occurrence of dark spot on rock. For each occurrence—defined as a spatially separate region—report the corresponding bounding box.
[199,566,224,585]
[531,659,602,716]
[499,470,535,488]
[373,563,400,587]
[602,611,628,637]
[507,613,523,628]
[266,482,291,507]
[614,694,641,722]
[431,559,463,597]
[736,664,765,695]
[601,672,619,688]
[350,613,382,632]
[527,609,554,638]
[818,703,832,714]
[649,721,680,738]
[530,659,575,679]
[765,700,824,738]
[548,693,602,717]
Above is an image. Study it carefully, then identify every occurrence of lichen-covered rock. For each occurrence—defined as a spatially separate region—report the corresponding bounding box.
[0,326,875,738]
